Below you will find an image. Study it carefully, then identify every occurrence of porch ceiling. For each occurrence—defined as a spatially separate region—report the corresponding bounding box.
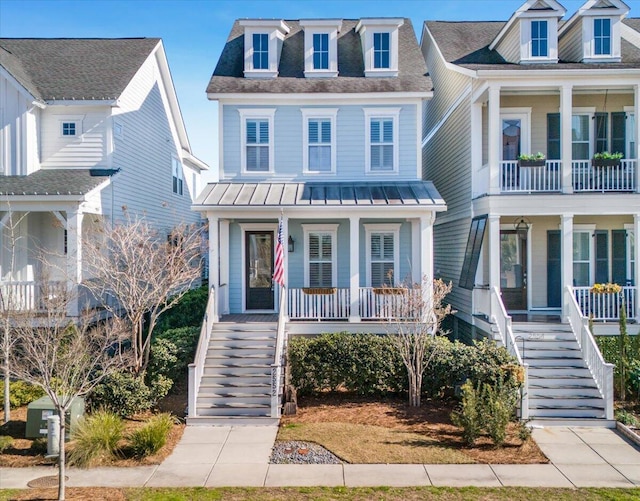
[0,169,116,197]
[195,181,445,208]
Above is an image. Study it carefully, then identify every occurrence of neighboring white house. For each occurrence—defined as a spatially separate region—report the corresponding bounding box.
[0,38,208,315]
[195,18,446,324]
[421,0,640,340]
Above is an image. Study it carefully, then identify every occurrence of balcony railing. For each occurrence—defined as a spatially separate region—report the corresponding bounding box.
[287,287,350,320]
[0,281,66,312]
[500,160,562,193]
[359,287,422,320]
[573,286,636,321]
[573,159,636,192]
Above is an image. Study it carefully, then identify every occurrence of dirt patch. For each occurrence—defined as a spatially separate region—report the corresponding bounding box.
[279,393,548,464]
[8,487,127,500]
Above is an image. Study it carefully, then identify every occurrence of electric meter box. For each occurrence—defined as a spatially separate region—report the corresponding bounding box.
[25,396,85,439]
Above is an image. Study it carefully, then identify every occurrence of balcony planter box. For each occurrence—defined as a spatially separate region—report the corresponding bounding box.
[373,287,407,295]
[518,159,546,167]
[592,158,621,167]
[302,287,336,295]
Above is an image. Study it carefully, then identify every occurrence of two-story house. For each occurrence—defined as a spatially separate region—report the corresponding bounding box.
[422,0,640,422]
[190,18,445,422]
[0,38,207,315]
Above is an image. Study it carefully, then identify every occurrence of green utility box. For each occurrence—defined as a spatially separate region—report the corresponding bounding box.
[25,396,85,440]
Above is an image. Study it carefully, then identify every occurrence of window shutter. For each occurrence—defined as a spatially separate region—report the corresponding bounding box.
[309,120,318,143]
[383,234,394,259]
[595,112,608,154]
[371,120,380,142]
[259,121,269,144]
[611,112,626,157]
[595,230,609,284]
[382,120,393,142]
[321,121,331,143]
[547,113,561,160]
[612,230,627,285]
[247,121,257,143]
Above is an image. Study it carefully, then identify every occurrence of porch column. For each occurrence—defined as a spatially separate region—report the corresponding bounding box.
[634,84,640,193]
[420,214,434,323]
[281,215,289,320]
[208,214,219,322]
[66,209,84,317]
[488,85,501,195]
[349,216,360,322]
[634,214,640,323]
[488,215,501,291]
[561,214,574,321]
[560,84,574,194]
[219,219,230,315]
[411,219,420,283]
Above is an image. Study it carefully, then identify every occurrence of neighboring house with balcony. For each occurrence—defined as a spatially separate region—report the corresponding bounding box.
[421,0,639,422]
[190,18,445,423]
[0,38,207,315]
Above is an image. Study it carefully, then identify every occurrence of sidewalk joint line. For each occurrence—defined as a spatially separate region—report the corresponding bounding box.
[488,464,503,487]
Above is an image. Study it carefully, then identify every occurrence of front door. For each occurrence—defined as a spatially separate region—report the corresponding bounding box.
[245,231,274,310]
[500,230,527,311]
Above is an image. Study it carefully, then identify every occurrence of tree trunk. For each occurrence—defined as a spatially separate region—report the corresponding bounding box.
[408,370,421,407]
[58,413,66,501]
[3,359,9,424]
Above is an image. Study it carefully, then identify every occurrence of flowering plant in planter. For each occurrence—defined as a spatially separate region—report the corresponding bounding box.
[592,152,623,167]
[590,283,622,294]
[517,152,546,167]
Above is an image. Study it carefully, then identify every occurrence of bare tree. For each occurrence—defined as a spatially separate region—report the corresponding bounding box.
[0,207,29,424]
[83,216,203,374]
[10,276,130,501]
[385,277,453,407]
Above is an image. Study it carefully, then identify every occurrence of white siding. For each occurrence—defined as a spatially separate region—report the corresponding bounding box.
[495,22,521,63]
[111,51,199,227]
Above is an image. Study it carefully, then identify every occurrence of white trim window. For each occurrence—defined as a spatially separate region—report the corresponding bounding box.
[239,109,275,174]
[573,227,595,287]
[531,20,548,58]
[364,108,400,173]
[303,224,338,287]
[373,32,390,69]
[301,109,337,174]
[594,18,612,56]
[300,20,341,78]
[313,33,329,70]
[252,33,269,69]
[62,122,77,136]
[58,116,84,138]
[572,110,595,160]
[355,18,403,77]
[172,157,183,195]
[365,224,400,287]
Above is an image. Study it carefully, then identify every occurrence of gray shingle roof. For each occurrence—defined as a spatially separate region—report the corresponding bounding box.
[207,19,431,94]
[0,169,116,196]
[426,18,640,71]
[0,38,160,101]
[196,181,445,208]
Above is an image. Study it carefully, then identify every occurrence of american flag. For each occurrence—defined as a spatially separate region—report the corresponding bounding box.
[273,217,285,287]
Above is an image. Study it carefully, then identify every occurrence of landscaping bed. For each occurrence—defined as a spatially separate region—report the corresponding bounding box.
[276,393,547,464]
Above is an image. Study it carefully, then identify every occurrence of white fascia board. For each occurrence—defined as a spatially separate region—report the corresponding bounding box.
[238,19,291,34]
[207,92,431,103]
[45,99,117,106]
[299,19,342,29]
[420,23,477,79]
[0,196,84,205]
[622,23,640,49]
[191,205,447,218]
[475,68,640,81]
[182,149,209,171]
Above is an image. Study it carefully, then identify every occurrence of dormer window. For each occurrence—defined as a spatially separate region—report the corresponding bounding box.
[301,19,341,78]
[594,18,611,55]
[531,20,548,57]
[240,19,290,78]
[356,18,404,77]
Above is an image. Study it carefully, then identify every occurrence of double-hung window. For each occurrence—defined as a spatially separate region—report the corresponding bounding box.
[365,224,400,287]
[253,33,269,70]
[302,109,337,174]
[313,33,329,70]
[364,108,400,173]
[531,20,548,58]
[573,230,592,287]
[373,32,390,69]
[172,157,183,195]
[594,19,611,56]
[240,109,275,173]
[303,225,338,288]
[572,114,592,160]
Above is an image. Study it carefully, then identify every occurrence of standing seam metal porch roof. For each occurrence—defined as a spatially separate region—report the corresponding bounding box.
[195,181,445,208]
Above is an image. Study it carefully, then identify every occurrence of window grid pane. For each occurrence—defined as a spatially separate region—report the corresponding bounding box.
[62,122,76,136]
[308,119,332,172]
[370,118,394,171]
[309,232,333,287]
[370,233,394,286]
[531,20,548,57]
[313,33,329,70]
[246,119,269,172]
[594,19,611,55]
[253,33,269,69]
[573,231,591,286]
[373,32,390,69]
[572,115,590,160]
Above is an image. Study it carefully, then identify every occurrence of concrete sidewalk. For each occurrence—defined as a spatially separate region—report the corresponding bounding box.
[1,425,639,489]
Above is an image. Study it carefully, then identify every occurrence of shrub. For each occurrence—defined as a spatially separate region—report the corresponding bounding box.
[90,370,172,417]
[148,338,179,382]
[481,379,519,446]
[1,380,45,407]
[152,326,200,382]
[156,285,208,332]
[69,410,124,467]
[451,381,481,445]
[29,437,48,455]
[128,413,174,457]
[596,334,640,400]
[0,435,14,453]
[615,409,640,428]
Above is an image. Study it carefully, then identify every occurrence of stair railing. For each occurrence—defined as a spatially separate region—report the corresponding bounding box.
[565,285,614,420]
[271,286,288,418]
[188,287,216,419]
[490,286,529,420]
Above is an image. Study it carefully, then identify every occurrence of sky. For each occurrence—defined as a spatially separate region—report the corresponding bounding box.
[0,0,636,183]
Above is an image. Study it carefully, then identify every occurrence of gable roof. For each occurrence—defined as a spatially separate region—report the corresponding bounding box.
[0,169,116,197]
[0,38,160,101]
[207,19,430,95]
[425,18,640,71]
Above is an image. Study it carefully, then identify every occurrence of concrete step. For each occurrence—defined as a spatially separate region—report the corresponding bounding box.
[196,394,271,405]
[529,394,605,407]
[200,374,272,385]
[528,418,616,428]
[523,358,586,367]
[527,366,592,378]
[524,343,582,351]
[212,324,276,333]
[206,353,274,363]
[195,405,271,417]
[529,385,601,397]
[529,407,605,419]
[187,416,280,426]
[208,341,276,350]
[203,364,271,376]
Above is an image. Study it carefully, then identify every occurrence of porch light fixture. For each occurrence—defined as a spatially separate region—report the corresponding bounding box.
[514,217,530,240]
[288,235,295,253]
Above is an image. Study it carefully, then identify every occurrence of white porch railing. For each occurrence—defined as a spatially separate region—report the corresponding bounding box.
[500,160,562,193]
[271,287,288,418]
[572,159,637,192]
[573,286,636,321]
[490,287,529,420]
[0,281,66,312]
[287,288,350,320]
[188,287,216,419]
[358,287,422,320]
[565,286,614,420]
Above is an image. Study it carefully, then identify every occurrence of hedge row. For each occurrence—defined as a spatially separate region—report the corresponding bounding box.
[288,332,519,398]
